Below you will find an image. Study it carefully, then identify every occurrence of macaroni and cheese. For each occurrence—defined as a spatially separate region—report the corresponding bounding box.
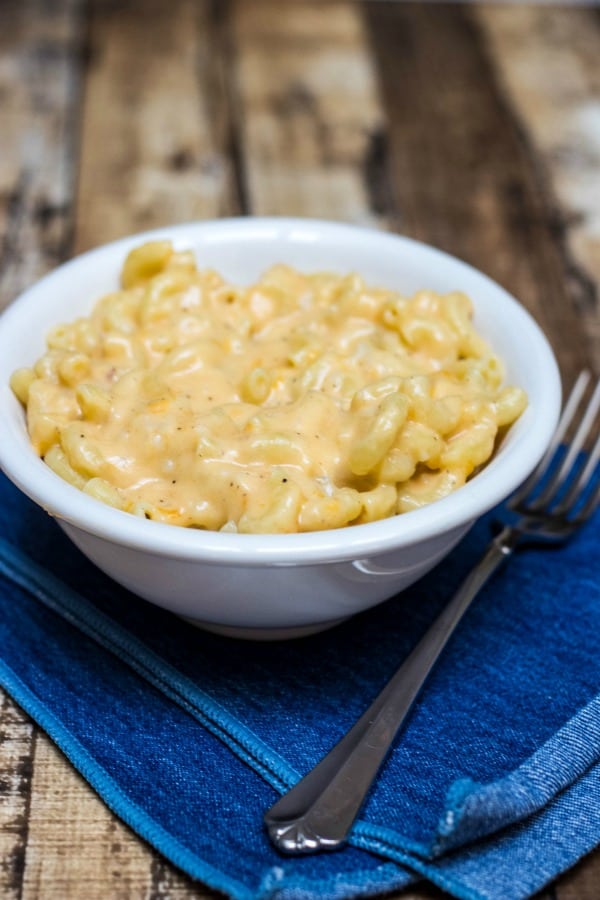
[11,241,527,533]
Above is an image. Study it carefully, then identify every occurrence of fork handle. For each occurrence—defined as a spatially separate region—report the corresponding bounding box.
[264,526,517,854]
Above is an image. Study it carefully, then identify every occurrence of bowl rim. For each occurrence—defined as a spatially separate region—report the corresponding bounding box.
[0,216,562,566]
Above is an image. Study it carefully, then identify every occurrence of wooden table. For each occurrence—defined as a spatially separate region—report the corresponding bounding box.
[1,2,598,897]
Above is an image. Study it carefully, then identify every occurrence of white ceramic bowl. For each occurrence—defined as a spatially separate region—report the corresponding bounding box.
[0,218,561,639]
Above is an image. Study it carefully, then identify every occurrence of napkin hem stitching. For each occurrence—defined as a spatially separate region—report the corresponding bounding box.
[351,834,482,900]
[0,538,300,796]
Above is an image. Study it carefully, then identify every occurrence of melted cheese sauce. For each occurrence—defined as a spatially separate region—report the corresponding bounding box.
[11,241,527,533]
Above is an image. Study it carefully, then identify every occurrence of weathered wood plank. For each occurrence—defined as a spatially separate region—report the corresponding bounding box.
[555,849,600,900]
[0,0,82,310]
[364,1,596,388]
[74,0,240,254]
[475,5,600,371]
[20,736,209,900]
[231,0,388,224]
[0,693,36,900]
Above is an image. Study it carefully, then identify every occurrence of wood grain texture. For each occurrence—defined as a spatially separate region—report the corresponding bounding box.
[0,0,82,309]
[555,849,600,900]
[475,4,600,371]
[20,738,210,900]
[74,0,240,253]
[231,0,388,224]
[0,693,36,900]
[0,1,598,898]
[363,0,597,389]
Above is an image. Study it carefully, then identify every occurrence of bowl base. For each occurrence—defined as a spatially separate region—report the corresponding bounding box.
[179,615,348,641]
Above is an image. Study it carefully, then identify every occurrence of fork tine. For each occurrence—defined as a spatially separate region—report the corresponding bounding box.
[567,429,600,524]
[522,377,600,512]
[510,371,591,509]
[575,474,600,526]
[539,376,600,501]
[553,416,600,516]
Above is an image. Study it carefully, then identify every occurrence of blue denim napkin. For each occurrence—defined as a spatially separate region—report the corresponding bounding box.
[0,469,599,900]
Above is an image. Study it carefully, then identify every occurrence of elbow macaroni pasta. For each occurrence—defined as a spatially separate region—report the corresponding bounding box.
[11,241,527,533]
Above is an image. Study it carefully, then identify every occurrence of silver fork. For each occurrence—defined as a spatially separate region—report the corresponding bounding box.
[265,371,600,855]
